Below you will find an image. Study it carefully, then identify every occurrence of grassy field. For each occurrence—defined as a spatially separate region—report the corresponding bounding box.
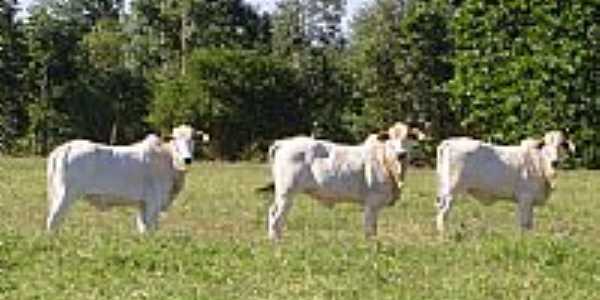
[1,157,600,299]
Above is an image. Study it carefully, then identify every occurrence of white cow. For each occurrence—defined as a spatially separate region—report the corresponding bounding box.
[46,125,198,233]
[264,122,424,240]
[436,131,575,232]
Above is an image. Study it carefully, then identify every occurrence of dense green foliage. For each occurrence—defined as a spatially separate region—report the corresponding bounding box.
[0,0,599,167]
[348,0,455,155]
[0,0,26,151]
[450,0,600,167]
[148,48,308,159]
[2,158,600,298]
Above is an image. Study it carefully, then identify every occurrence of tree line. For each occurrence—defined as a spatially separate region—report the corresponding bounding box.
[1,0,598,167]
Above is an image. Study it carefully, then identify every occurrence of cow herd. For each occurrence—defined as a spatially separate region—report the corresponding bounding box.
[45,122,575,240]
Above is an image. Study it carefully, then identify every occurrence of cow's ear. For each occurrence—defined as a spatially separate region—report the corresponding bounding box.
[562,140,575,153]
[377,132,390,141]
[196,130,210,143]
[410,127,427,141]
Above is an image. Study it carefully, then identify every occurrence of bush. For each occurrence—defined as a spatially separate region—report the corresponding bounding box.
[450,0,600,167]
[147,48,310,160]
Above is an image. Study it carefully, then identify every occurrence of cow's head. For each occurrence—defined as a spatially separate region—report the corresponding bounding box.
[375,132,407,163]
[375,131,408,183]
[538,131,575,166]
[386,122,427,153]
[525,131,574,180]
[168,125,196,169]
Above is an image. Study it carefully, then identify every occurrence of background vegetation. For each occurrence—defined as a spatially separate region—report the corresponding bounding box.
[1,0,599,166]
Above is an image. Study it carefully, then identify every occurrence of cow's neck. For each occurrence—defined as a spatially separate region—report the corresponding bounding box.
[162,142,188,172]
[534,147,557,189]
[377,149,405,199]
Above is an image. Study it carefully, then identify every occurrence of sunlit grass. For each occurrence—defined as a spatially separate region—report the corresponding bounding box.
[1,157,599,299]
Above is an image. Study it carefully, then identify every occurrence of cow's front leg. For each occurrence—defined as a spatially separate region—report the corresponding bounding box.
[136,197,161,233]
[363,204,381,238]
[268,192,294,240]
[436,194,453,233]
[516,197,534,230]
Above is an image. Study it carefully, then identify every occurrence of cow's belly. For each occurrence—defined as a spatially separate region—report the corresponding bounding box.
[306,188,360,205]
[469,176,515,197]
[307,172,366,204]
[86,194,141,210]
[77,173,146,200]
[466,187,514,204]
[460,167,519,203]
[67,158,148,201]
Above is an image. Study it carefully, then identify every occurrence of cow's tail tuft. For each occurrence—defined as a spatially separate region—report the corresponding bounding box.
[255,182,275,194]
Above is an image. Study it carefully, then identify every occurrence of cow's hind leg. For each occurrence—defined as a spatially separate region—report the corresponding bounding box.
[46,187,77,232]
[436,194,453,233]
[268,192,294,240]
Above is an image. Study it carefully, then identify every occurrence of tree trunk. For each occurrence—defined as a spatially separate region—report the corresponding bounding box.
[180,3,187,75]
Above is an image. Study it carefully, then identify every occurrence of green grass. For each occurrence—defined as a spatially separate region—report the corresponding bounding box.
[1,157,600,299]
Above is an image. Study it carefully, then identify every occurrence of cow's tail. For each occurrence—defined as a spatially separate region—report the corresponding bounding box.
[47,148,58,206]
[267,141,281,164]
[255,182,275,194]
[47,144,70,208]
[256,141,281,194]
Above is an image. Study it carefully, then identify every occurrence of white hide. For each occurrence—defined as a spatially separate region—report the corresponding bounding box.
[435,131,573,232]
[266,122,423,240]
[46,125,195,233]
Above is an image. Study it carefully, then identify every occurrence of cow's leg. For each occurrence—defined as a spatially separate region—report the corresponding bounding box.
[436,194,453,233]
[136,210,147,233]
[46,187,77,231]
[268,192,294,240]
[516,197,534,230]
[136,197,162,233]
[363,203,382,238]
